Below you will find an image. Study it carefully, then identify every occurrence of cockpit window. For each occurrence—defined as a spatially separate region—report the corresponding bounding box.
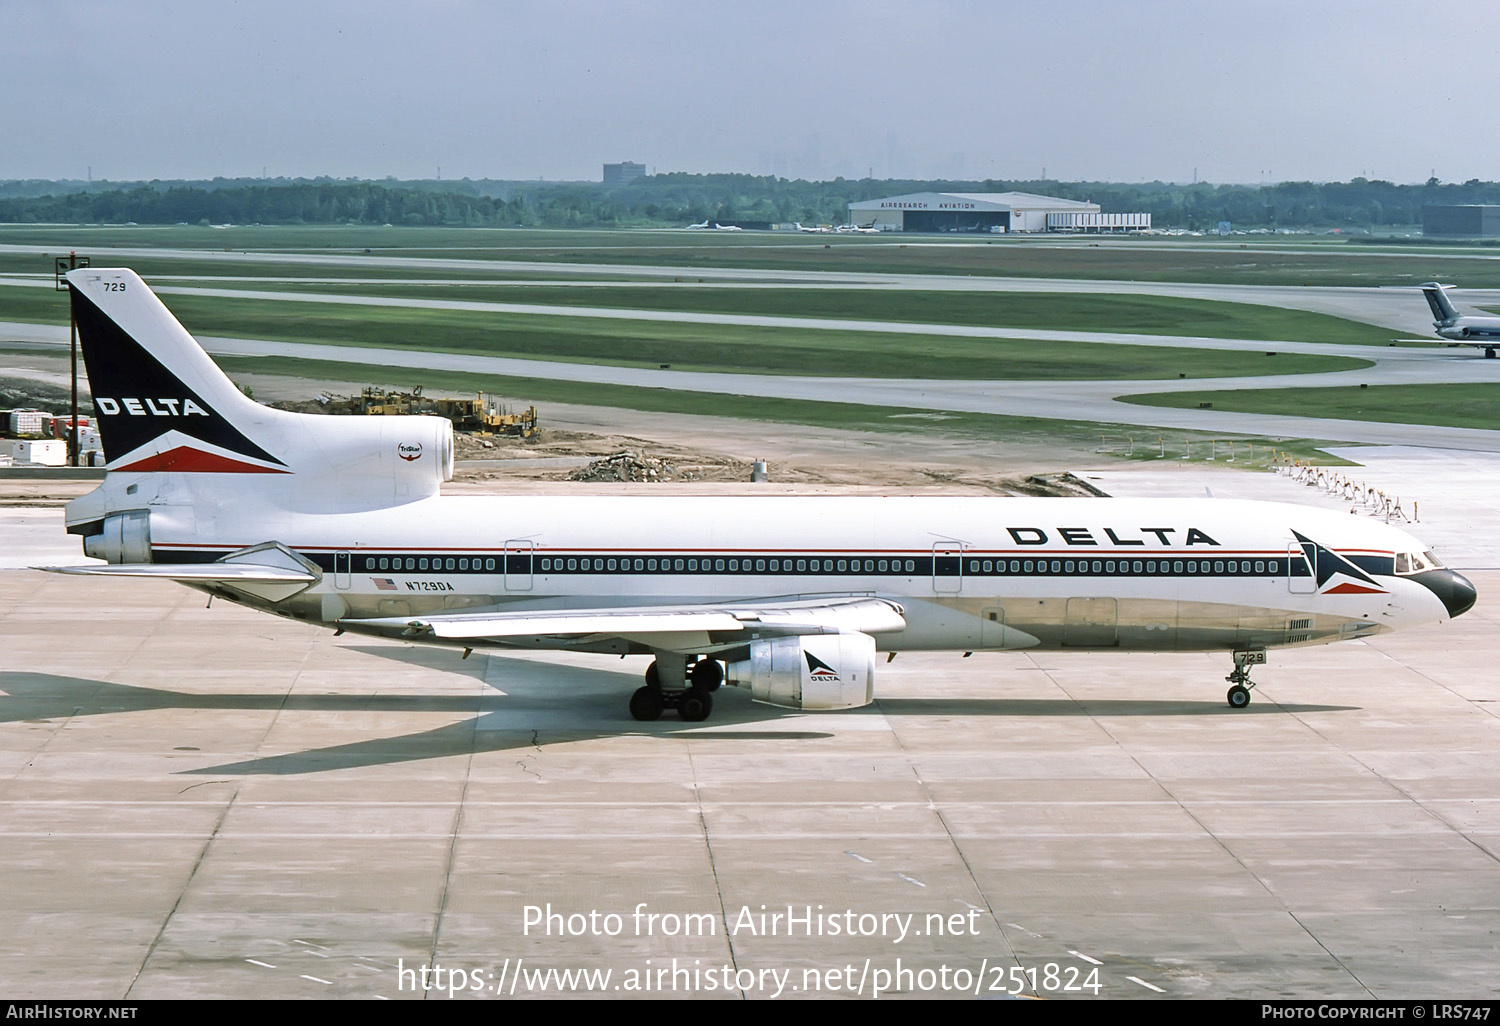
[1395,550,1444,575]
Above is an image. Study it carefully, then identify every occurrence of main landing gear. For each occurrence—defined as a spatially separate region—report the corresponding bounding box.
[1486,347,1497,359]
[630,654,725,722]
[1225,649,1267,708]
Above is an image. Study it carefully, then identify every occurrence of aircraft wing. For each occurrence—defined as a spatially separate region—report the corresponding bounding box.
[36,543,323,604]
[350,595,906,650]
[35,562,319,584]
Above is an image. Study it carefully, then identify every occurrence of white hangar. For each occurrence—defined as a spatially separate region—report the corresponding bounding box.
[848,191,1148,233]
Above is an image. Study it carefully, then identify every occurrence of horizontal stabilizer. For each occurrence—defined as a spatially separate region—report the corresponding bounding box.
[35,563,319,584]
[349,596,907,643]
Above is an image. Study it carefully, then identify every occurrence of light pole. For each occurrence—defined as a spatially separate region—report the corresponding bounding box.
[53,252,90,467]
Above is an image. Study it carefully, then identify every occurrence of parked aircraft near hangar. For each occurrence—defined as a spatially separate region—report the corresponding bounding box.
[42,270,1475,722]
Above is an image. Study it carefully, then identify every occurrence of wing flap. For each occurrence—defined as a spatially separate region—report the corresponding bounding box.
[404,610,749,640]
[349,596,906,644]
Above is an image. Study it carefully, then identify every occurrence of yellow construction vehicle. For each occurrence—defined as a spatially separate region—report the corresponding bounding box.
[323,387,536,437]
[450,394,538,437]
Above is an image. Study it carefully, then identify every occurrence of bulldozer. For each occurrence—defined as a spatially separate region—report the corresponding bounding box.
[432,393,538,437]
[324,387,537,437]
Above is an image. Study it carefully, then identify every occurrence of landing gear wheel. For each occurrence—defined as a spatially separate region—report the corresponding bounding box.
[1487,348,1497,359]
[1225,650,1263,709]
[644,660,660,689]
[678,686,713,722]
[690,658,724,691]
[630,686,664,722]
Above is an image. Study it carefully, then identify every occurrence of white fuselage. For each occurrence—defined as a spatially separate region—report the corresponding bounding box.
[136,492,1452,654]
[1436,316,1500,342]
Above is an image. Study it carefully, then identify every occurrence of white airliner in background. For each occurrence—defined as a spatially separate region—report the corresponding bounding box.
[1421,282,1500,357]
[43,270,1476,722]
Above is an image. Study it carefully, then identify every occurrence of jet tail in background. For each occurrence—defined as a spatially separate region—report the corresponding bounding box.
[1420,281,1459,324]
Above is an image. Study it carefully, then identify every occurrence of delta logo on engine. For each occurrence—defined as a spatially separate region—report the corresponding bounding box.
[805,652,841,681]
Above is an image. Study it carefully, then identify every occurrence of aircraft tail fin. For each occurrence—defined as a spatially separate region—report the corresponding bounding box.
[1420,281,1459,324]
[67,268,291,474]
[64,268,452,502]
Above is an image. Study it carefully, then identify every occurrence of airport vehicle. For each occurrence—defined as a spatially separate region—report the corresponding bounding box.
[1420,282,1500,357]
[43,270,1476,722]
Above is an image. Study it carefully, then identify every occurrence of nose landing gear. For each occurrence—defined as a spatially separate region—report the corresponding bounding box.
[1225,649,1266,708]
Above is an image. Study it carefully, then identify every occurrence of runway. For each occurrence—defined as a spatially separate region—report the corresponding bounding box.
[0,273,1442,352]
[5,323,1500,451]
[6,241,1499,332]
[9,248,1500,450]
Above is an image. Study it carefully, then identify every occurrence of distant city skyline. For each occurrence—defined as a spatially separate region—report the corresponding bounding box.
[2,0,1493,187]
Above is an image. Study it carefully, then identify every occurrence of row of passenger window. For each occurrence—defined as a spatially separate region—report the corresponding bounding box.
[539,556,920,574]
[357,554,1303,577]
[359,555,922,574]
[366,555,499,572]
[966,557,1299,576]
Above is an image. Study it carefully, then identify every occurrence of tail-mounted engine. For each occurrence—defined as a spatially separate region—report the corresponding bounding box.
[305,415,454,509]
[725,632,876,710]
[82,510,151,563]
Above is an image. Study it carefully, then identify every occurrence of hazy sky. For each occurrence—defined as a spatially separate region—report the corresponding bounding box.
[2,0,1491,185]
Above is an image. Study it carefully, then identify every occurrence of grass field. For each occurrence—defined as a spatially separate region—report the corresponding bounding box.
[0,224,1476,444]
[213,353,1351,465]
[171,283,1397,346]
[1120,383,1500,431]
[383,240,1500,288]
[0,284,1369,380]
[6,223,1500,286]
[0,251,1402,345]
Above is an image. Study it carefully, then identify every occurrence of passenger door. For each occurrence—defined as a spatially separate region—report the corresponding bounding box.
[931,543,963,594]
[504,540,534,592]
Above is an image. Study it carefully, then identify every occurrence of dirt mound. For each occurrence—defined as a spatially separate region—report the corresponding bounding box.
[568,450,700,483]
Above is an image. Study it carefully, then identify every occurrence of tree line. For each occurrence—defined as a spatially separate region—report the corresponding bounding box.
[3,174,1499,230]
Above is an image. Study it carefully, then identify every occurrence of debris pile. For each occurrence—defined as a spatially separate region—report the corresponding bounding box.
[568,450,695,483]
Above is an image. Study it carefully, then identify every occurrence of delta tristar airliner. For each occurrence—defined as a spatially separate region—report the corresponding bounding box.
[42,269,1476,722]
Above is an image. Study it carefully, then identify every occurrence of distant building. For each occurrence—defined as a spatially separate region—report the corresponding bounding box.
[847,191,1148,233]
[603,162,647,187]
[1423,205,1500,239]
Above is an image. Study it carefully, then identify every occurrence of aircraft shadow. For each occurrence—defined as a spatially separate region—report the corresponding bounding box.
[0,665,831,777]
[0,657,1355,777]
[875,698,1355,717]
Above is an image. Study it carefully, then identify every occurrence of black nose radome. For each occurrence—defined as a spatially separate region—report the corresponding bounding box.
[1414,569,1477,619]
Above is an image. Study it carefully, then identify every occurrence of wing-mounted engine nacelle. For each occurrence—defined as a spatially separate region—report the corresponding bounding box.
[725,632,877,711]
[82,509,151,563]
